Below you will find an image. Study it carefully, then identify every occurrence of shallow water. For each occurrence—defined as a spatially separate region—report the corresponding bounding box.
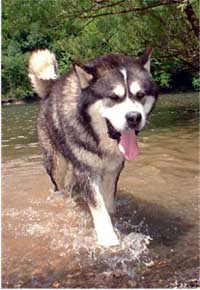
[2,92,199,288]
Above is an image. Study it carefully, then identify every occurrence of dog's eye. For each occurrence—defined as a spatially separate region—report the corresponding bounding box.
[136,92,145,100]
[109,93,119,101]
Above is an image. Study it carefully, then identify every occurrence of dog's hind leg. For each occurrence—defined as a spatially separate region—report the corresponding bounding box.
[38,130,73,192]
[52,152,74,192]
[43,149,77,194]
[42,148,65,191]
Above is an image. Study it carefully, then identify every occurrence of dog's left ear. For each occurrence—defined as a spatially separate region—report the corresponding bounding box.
[73,64,95,89]
[140,47,152,73]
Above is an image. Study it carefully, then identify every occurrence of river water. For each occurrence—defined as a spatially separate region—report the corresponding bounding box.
[2,93,199,288]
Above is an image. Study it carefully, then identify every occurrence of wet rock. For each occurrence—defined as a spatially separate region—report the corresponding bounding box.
[112,270,122,278]
[121,280,137,288]
[51,281,61,288]
[127,280,137,287]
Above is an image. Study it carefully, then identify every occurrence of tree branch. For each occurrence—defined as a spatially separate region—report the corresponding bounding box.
[80,0,184,19]
[184,2,200,38]
[90,0,128,12]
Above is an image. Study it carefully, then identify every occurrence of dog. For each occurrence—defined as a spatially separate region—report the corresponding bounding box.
[28,48,158,246]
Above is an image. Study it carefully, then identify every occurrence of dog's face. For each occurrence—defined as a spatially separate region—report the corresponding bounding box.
[74,49,158,137]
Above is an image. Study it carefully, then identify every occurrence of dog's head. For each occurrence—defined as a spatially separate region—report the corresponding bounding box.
[74,48,158,159]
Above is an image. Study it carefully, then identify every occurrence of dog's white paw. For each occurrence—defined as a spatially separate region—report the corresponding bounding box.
[97,231,120,247]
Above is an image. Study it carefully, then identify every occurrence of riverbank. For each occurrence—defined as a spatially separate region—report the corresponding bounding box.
[1,96,39,106]
[2,90,199,106]
[2,98,28,106]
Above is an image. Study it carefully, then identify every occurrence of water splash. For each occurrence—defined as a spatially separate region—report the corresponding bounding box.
[3,189,152,281]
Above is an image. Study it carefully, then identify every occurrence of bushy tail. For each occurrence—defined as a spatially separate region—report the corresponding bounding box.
[28,49,59,98]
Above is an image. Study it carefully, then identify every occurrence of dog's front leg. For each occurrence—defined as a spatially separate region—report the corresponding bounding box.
[77,172,119,247]
[89,178,120,247]
[102,162,124,214]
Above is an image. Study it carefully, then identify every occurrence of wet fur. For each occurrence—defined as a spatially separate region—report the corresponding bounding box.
[36,70,124,204]
[28,49,158,246]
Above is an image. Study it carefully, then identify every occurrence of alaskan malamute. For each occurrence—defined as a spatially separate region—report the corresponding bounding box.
[28,48,158,246]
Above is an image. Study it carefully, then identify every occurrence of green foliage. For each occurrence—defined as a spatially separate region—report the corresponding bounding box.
[2,0,199,100]
[2,45,31,99]
[192,74,200,91]
[153,71,172,88]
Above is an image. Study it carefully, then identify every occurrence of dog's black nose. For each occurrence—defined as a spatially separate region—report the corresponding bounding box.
[125,111,142,128]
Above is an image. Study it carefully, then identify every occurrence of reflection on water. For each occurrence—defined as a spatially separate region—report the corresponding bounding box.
[2,93,199,288]
[2,103,39,161]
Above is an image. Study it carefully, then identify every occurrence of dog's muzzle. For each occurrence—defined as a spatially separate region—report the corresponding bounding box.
[106,118,140,141]
[125,111,142,129]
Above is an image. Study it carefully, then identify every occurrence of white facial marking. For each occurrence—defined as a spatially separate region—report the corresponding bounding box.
[101,97,146,132]
[101,68,148,132]
[113,84,125,97]
[143,96,155,115]
[130,81,141,95]
[120,68,127,82]
[89,179,119,247]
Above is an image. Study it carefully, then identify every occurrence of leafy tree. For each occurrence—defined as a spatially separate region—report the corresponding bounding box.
[2,0,199,100]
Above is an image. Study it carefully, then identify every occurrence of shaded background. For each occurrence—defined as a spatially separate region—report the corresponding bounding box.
[2,0,199,101]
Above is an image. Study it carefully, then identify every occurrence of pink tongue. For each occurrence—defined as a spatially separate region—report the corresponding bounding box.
[118,130,139,160]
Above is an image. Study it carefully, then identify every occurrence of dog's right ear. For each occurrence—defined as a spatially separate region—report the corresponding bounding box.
[73,64,95,89]
[140,47,152,73]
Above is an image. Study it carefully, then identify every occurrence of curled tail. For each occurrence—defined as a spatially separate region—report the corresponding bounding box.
[28,49,59,98]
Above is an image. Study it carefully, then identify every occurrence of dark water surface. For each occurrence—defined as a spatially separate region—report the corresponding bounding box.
[2,93,199,288]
